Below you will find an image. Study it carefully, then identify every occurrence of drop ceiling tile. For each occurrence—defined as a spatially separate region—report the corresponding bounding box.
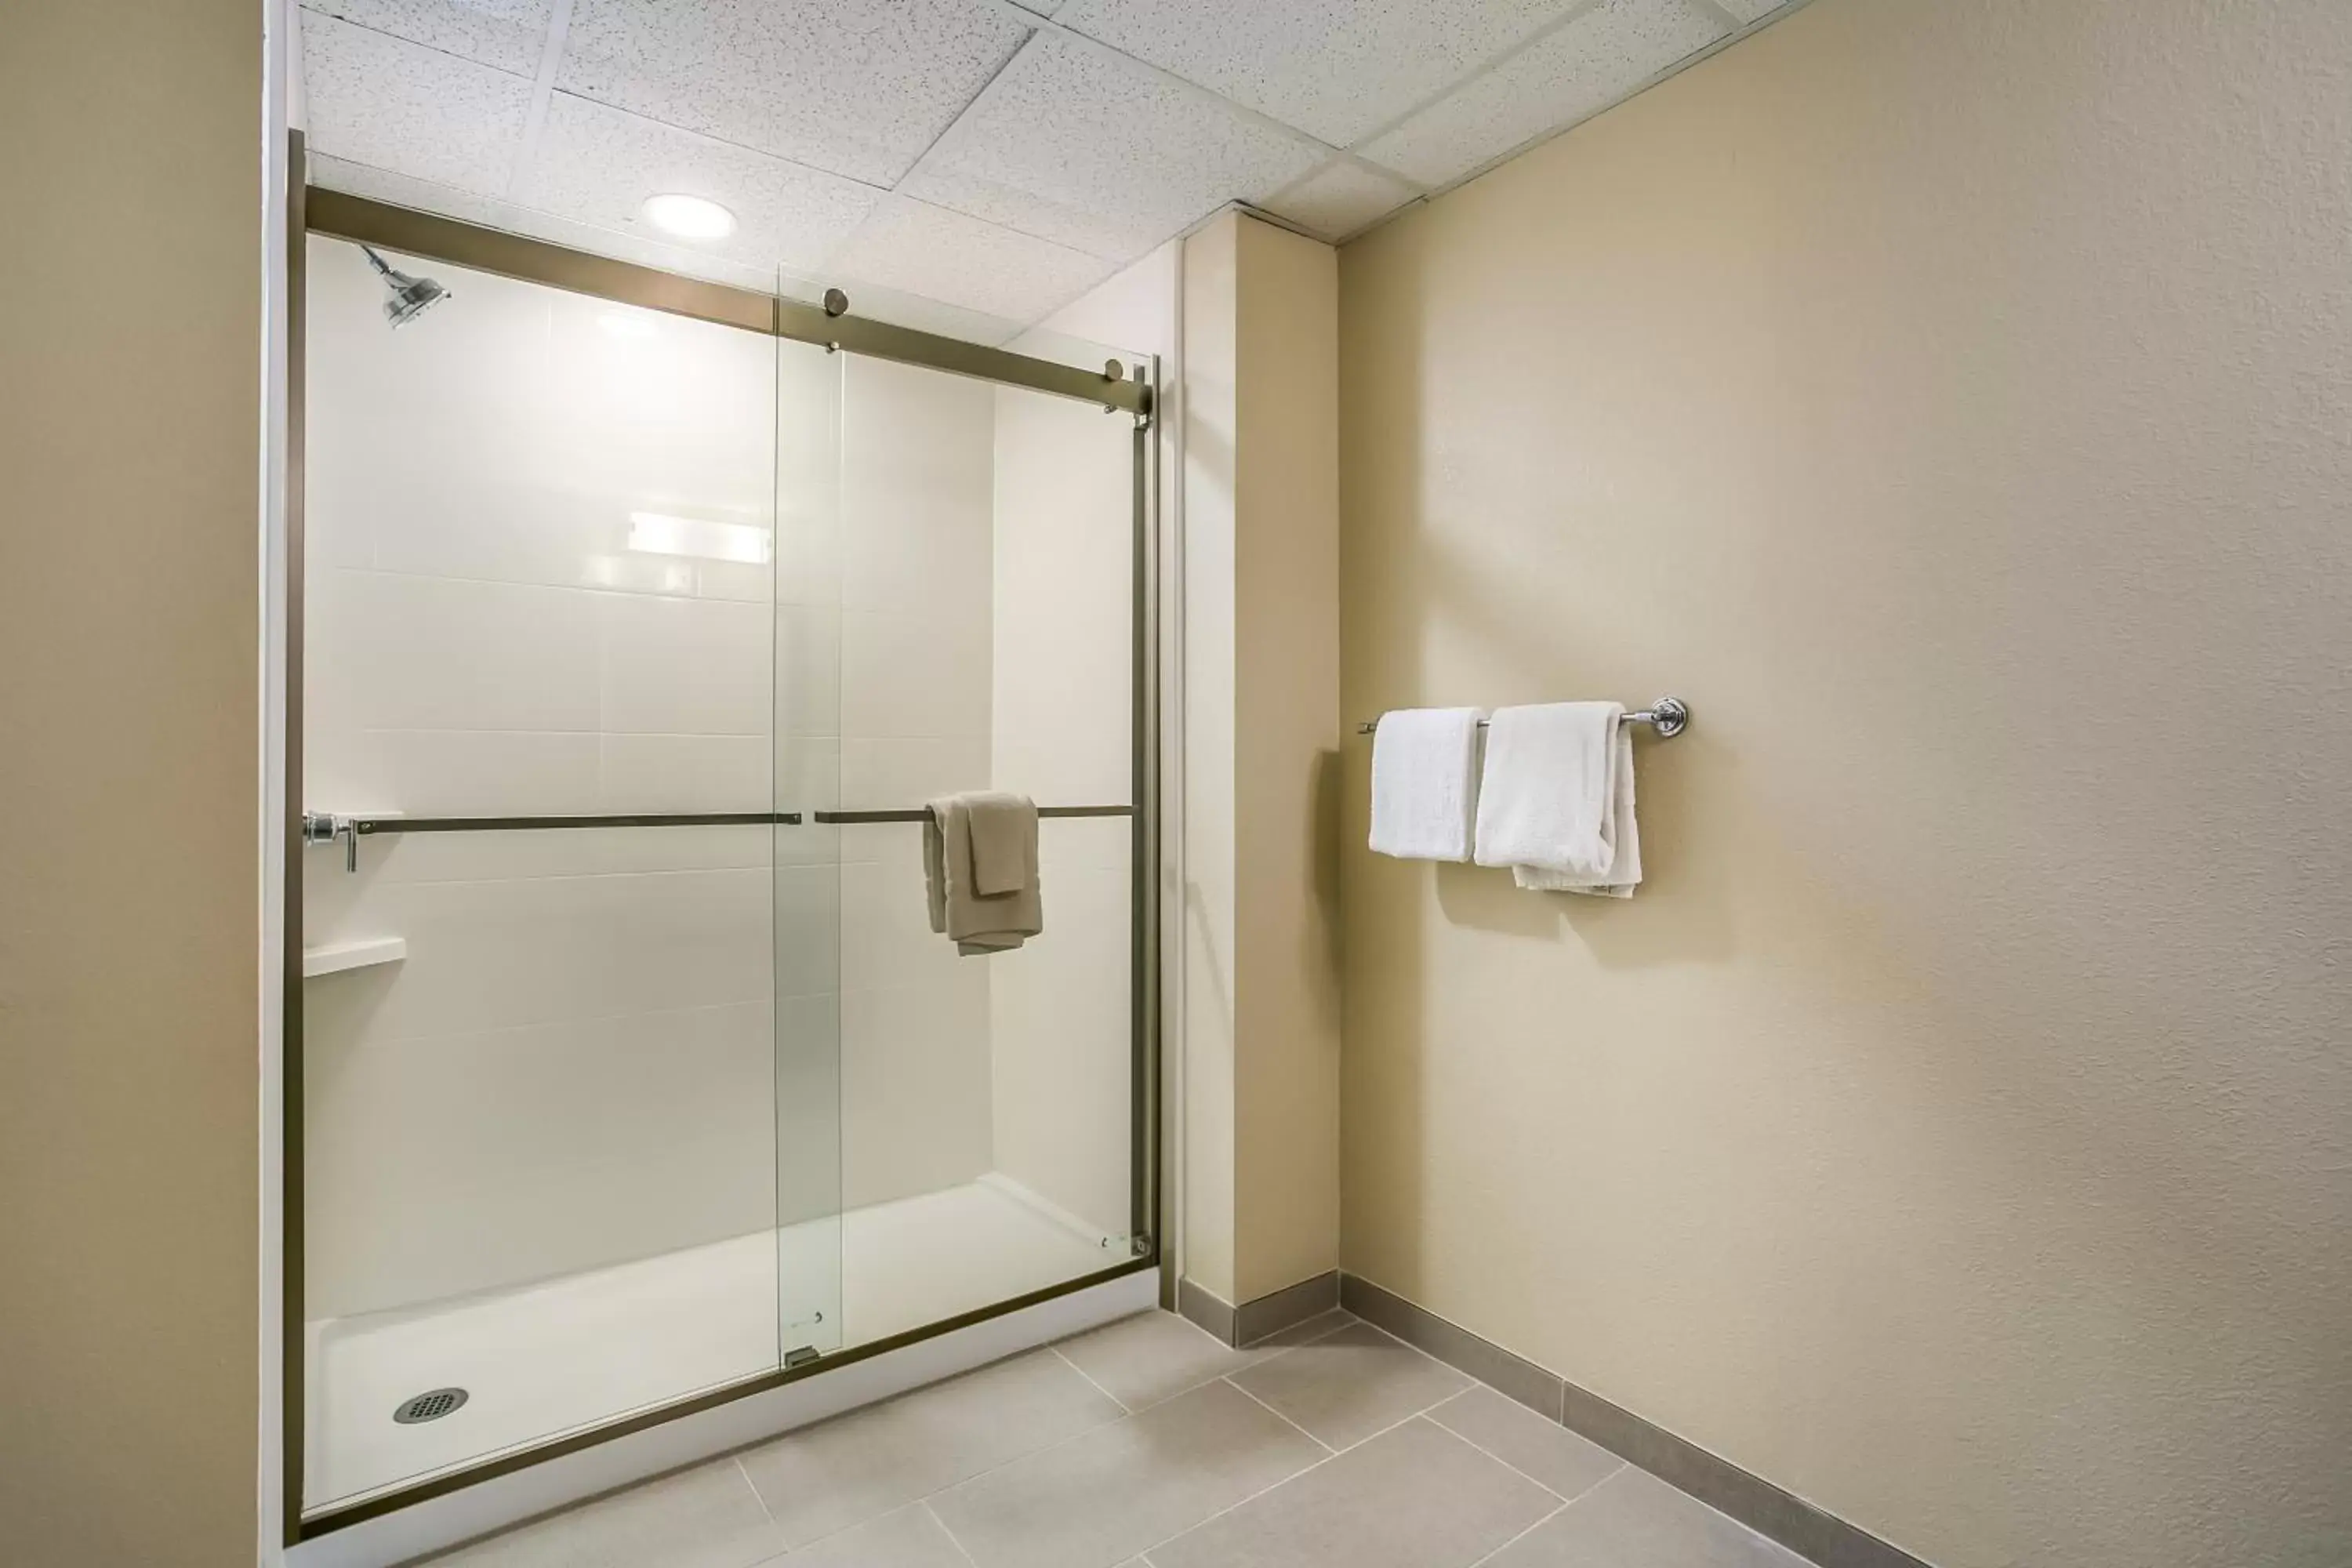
[1260,158,1421,241]
[1053,0,1577,148]
[299,0,554,77]
[515,93,884,275]
[1357,0,1728,187]
[310,154,783,291]
[826,196,1116,327]
[300,9,535,198]
[556,0,1033,187]
[1715,0,1787,20]
[899,32,1324,262]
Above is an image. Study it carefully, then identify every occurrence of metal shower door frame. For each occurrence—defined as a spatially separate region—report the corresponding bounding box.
[284,177,1162,1544]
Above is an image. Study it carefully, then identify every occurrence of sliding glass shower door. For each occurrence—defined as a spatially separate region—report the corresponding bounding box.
[814,349,1142,1353]
[296,217,1149,1526]
[299,238,840,1511]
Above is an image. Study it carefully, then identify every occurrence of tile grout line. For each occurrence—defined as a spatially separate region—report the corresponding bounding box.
[1424,1399,1573,1504]
[1428,1399,1634,1511]
[1236,1308,1359,1363]
[1217,1374,1334,1454]
[1411,1392,1637,1514]
[885,1355,1138,1521]
[1333,1403,1457,1457]
[1125,1403,1458,1562]
[920,1497,985,1568]
[733,1454,779,1529]
[1047,1342,1132,1414]
[1461,1497,1573,1568]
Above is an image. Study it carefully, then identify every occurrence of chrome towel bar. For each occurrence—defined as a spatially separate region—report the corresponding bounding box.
[1355,696,1689,739]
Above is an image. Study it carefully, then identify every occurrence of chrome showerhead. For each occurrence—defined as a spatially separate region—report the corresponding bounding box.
[360,245,448,328]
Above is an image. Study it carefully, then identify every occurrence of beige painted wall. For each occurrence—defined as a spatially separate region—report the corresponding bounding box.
[0,5,263,1566]
[1183,212,1345,1307]
[1335,2,2351,1566]
[1230,217,1344,1305]
[1180,213,1243,1302]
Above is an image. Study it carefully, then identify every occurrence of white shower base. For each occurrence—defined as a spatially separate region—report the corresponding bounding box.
[305,1177,1119,1512]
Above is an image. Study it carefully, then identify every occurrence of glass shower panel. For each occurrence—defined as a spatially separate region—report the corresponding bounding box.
[299,238,839,1512]
[818,351,1140,1352]
[773,336,848,1359]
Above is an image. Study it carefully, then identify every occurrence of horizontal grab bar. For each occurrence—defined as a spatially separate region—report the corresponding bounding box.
[302,805,1135,870]
[815,805,1134,824]
[350,811,801,835]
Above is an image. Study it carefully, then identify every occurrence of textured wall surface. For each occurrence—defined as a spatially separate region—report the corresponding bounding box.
[1335,2,2351,1565]
[1230,216,1345,1305]
[0,4,263,1565]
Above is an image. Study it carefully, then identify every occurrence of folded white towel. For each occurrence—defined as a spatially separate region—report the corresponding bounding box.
[1369,707,1485,861]
[1475,702,1638,894]
[1511,725,1641,897]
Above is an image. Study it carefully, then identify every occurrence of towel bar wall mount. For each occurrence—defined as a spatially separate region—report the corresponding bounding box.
[1355,696,1690,739]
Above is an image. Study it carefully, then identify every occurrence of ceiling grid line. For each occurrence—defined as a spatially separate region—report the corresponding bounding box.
[956,0,1350,166]
[1334,0,1618,176]
[1687,0,1753,31]
[881,20,1043,205]
[1345,0,1816,241]
[505,0,578,201]
[297,0,1802,334]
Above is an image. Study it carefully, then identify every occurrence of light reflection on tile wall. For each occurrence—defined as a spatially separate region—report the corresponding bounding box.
[303,236,791,1320]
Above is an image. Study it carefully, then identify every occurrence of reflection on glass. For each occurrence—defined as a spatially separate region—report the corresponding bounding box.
[296,233,1146,1516]
[628,511,774,565]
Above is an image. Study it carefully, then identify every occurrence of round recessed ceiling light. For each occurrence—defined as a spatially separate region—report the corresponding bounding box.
[641,193,737,240]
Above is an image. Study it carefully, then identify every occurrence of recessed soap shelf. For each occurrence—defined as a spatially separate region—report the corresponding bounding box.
[302,937,407,978]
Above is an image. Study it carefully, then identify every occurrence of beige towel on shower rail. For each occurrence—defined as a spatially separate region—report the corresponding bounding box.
[924,792,1044,954]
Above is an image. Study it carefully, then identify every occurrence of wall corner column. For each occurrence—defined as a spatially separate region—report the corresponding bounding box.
[1176,210,1343,1333]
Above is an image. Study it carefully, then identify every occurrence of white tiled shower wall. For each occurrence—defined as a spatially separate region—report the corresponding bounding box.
[989,385,1137,1243]
[301,240,1033,1319]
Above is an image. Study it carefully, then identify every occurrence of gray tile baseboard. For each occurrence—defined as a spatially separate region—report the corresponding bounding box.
[1336,1274,1934,1568]
[1175,1276,1236,1344]
[1338,1273,1563,1418]
[1236,1271,1340,1345]
[1177,1271,1341,1348]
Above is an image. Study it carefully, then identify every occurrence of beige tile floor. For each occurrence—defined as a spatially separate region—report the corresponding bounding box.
[423,1308,1813,1568]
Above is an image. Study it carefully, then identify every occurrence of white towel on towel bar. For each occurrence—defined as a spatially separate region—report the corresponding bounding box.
[1511,727,1641,898]
[1475,702,1642,897]
[1368,707,1485,861]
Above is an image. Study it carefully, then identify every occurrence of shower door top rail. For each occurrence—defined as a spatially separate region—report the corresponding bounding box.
[304,187,1154,419]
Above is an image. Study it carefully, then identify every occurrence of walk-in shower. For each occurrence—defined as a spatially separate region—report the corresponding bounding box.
[288,188,1156,1540]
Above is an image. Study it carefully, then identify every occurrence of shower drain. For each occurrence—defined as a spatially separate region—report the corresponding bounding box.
[394,1387,470,1425]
